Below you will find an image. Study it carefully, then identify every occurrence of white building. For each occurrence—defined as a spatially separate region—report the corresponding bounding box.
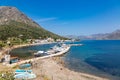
[4,54,10,63]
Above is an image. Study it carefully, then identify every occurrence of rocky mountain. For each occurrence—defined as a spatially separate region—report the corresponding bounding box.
[79,30,120,40]
[0,6,65,40]
[67,30,120,40]
[87,30,120,40]
[104,30,120,40]
[65,35,79,39]
[0,6,39,27]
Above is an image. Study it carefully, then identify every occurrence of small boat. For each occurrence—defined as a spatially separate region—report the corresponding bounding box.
[19,63,31,69]
[15,69,26,72]
[15,69,32,74]
[14,72,36,79]
[9,57,19,64]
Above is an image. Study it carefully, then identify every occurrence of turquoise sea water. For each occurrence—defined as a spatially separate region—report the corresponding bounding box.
[11,40,120,79]
[64,40,120,78]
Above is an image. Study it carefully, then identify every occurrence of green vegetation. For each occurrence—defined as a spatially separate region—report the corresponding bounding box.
[7,37,24,46]
[0,41,6,48]
[0,72,14,80]
[0,37,25,49]
[0,21,66,41]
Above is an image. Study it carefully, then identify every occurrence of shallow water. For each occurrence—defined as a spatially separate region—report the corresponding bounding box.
[63,40,120,78]
[10,43,56,59]
[10,40,120,79]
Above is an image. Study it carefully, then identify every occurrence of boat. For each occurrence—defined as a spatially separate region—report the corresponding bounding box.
[34,50,48,57]
[15,69,32,74]
[9,57,20,64]
[19,63,31,69]
[14,72,36,79]
[47,44,67,54]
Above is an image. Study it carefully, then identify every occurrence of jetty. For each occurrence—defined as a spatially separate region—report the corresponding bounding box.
[5,45,70,67]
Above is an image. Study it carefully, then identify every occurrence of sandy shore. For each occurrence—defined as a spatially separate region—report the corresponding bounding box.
[32,58,109,80]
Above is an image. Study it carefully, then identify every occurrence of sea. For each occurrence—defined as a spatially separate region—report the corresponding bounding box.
[10,40,120,79]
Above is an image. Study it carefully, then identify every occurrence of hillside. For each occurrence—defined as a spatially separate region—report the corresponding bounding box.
[0,6,65,40]
[89,30,120,40]
[104,30,120,40]
[70,30,120,40]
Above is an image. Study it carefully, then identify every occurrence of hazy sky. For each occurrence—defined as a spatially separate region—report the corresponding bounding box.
[0,0,120,35]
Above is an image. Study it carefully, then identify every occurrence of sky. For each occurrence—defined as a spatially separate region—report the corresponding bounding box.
[0,0,120,36]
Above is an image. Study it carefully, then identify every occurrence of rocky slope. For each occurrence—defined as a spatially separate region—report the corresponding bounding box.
[0,6,39,27]
[69,29,120,40]
[0,6,64,40]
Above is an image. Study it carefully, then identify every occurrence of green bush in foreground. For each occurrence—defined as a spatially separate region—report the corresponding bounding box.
[0,41,6,49]
[0,72,14,80]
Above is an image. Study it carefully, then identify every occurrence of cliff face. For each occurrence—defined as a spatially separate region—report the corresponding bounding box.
[0,6,64,40]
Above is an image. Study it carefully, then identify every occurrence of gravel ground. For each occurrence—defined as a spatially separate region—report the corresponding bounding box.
[32,58,109,80]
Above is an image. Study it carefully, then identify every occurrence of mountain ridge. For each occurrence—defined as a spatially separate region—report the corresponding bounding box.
[65,29,120,40]
[0,6,65,40]
[0,6,39,27]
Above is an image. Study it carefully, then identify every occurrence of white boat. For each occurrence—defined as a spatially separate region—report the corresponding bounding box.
[34,51,48,57]
[15,69,32,74]
[14,72,36,79]
[47,44,67,54]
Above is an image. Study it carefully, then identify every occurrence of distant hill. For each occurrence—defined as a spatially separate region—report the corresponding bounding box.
[89,30,120,40]
[0,6,65,40]
[65,35,79,39]
[104,30,120,40]
[67,30,120,40]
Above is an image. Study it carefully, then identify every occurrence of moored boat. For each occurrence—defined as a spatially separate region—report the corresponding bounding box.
[15,69,32,74]
[19,63,31,69]
[14,72,36,79]
[9,57,20,64]
[34,51,48,57]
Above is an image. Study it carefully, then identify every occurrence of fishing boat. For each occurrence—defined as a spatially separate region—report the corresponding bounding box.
[34,50,48,57]
[47,44,67,54]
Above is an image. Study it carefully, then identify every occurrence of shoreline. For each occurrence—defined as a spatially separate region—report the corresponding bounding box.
[32,58,109,80]
[0,42,118,80]
[62,57,119,80]
[6,45,70,67]
[0,42,56,58]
